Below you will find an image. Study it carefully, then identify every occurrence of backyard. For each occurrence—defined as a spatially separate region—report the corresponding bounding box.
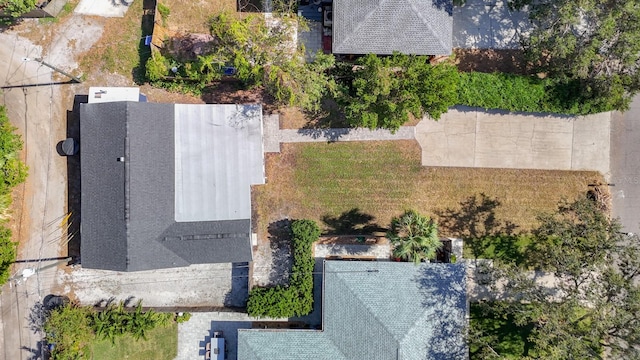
[253,140,602,239]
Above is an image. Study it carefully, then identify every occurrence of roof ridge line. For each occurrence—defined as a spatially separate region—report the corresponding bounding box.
[406,0,448,52]
[334,0,386,53]
[328,272,401,352]
[124,101,132,270]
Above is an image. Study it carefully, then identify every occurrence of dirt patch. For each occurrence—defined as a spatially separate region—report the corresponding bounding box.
[454,48,531,74]
[317,235,388,245]
[161,0,243,34]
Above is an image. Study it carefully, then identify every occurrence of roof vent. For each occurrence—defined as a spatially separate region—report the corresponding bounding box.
[117,157,125,162]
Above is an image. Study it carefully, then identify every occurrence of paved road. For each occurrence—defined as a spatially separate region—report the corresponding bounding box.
[0,32,68,360]
[610,96,640,234]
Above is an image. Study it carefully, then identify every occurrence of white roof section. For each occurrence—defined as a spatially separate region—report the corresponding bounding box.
[174,104,265,222]
[88,87,141,103]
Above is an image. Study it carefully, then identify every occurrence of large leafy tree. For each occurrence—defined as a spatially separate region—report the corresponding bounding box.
[516,0,640,111]
[472,196,640,359]
[387,210,442,264]
[338,53,459,132]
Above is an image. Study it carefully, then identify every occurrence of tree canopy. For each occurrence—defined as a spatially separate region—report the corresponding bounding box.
[471,196,640,359]
[516,0,640,111]
[338,53,459,132]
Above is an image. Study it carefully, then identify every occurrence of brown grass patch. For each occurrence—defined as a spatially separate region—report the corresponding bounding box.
[253,141,602,241]
[161,0,242,34]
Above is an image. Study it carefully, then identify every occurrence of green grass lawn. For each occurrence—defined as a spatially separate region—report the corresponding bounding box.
[463,234,533,264]
[91,323,177,360]
[255,141,600,239]
[470,303,534,359]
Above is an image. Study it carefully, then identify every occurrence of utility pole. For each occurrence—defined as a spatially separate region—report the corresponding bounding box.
[21,57,82,83]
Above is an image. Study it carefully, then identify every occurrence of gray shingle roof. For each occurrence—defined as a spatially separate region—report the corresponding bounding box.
[79,102,263,271]
[238,261,468,360]
[332,0,453,55]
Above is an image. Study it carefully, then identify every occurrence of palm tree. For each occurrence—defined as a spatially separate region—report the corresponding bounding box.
[388,210,442,264]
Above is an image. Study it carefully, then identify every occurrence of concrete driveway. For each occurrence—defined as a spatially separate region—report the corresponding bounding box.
[416,107,611,175]
[60,262,249,308]
[610,96,640,234]
[453,0,532,49]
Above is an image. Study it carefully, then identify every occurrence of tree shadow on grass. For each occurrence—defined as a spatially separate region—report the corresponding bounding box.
[435,193,520,261]
[321,208,386,235]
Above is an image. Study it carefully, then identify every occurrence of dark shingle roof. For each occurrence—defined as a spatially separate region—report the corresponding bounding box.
[332,0,453,55]
[79,102,256,271]
[238,261,468,360]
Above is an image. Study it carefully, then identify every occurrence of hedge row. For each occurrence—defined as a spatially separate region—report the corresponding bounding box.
[457,72,621,115]
[246,220,320,318]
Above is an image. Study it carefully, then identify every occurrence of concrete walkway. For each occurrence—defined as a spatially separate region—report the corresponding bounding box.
[416,107,611,175]
[263,114,415,152]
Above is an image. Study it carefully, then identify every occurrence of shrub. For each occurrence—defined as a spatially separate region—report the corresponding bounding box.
[247,219,320,318]
[145,53,170,82]
[457,72,621,115]
[175,312,191,323]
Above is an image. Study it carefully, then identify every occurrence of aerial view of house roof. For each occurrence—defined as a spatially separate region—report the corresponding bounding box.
[79,102,265,271]
[332,0,453,55]
[238,260,468,359]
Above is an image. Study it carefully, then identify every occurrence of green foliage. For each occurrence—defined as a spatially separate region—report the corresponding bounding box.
[474,196,640,359]
[153,13,334,111]
[45,300,176,360]
[44,303,95,360]
[145,54,170,82]
[91,323,177,360]
[0,0,37,17]
[387,210,442,264]
[247,219,320,318]
[0,227,16,286]
[175,312,191,323]
[0,106,27,286]
[514,0,640,111]
[92,300,172,343]
[458,72,621,115]
[469,302,535,359]
[157,3,170,26]
[338,53,458,132]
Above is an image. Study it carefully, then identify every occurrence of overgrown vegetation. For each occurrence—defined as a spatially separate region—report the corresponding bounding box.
[337,53,459,131]
[470,196,640,359]
[43,300,181,360]
[0,106,28,285]
[148,13,335,110]
[458,72,621,115]
[247,219,319,318]
[513,0,640,112]
[0,0,37,17]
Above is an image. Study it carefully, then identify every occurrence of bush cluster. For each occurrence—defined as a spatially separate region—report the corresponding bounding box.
[247,219,320,318]
[458,72,620,115]
[0,106,28,285]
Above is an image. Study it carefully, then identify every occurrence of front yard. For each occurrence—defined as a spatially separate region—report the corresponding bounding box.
[254,140,601,239]
[91,323,177,360]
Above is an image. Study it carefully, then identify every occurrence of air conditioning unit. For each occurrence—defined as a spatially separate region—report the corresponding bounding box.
[323,5,332,27]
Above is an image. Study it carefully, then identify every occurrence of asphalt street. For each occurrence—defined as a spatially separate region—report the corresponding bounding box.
[610,95,640,234]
